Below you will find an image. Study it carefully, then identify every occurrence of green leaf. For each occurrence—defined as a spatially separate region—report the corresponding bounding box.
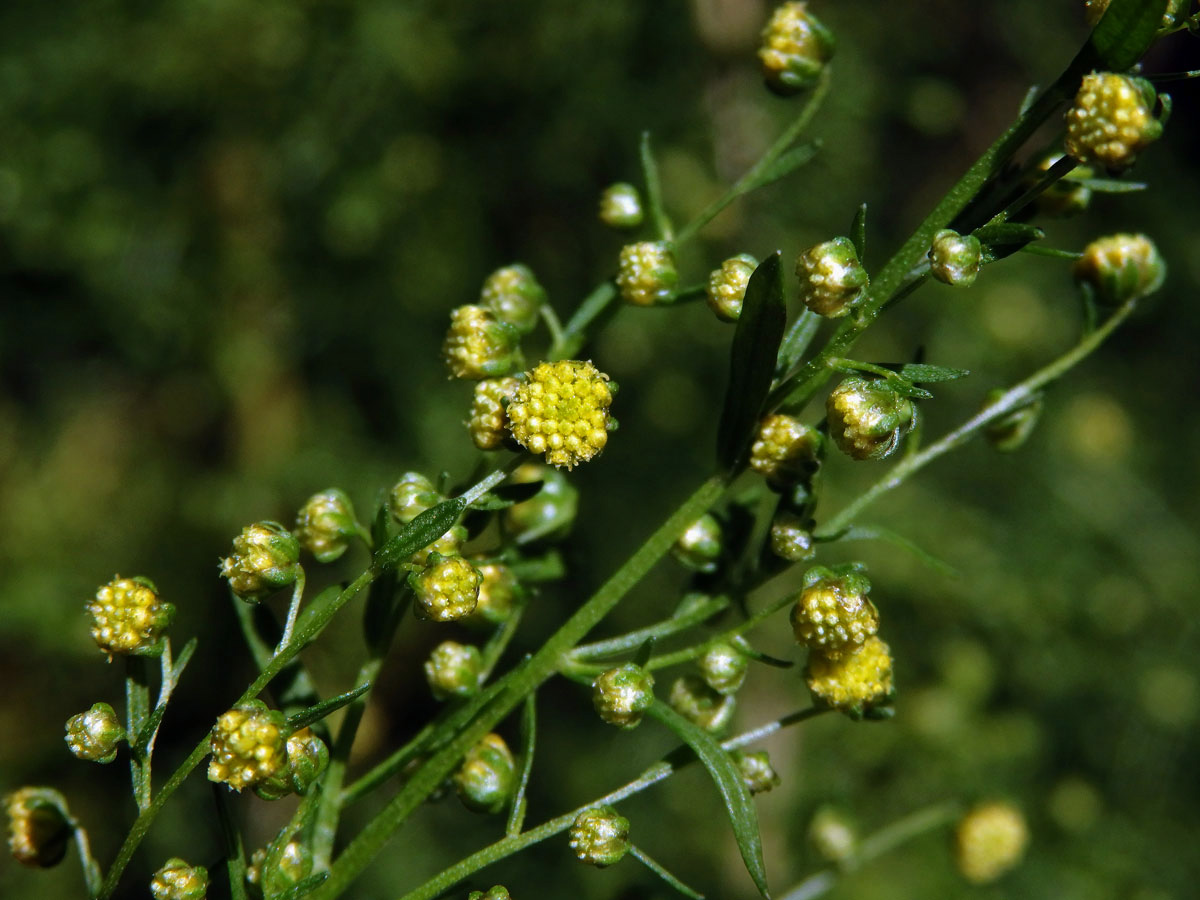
[647,701,770,898]
[640,131,673,239]
[373,497,467,572]
[975,222,1045,262]
[1072,177,1147,193]
[468,480,543,510]
[271,873,329,900]
[880,380,934,400]
[775,309,821,375]
[1089,0,1168,71]
[822,525,958,577]
[849,202,867,264]
[741,141,821,194]
[505,694,537,837]
[897,363,969,384]
[717,252,786,471]
[286,682,372,732]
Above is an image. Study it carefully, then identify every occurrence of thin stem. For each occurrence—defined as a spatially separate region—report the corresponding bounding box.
[539,302,566,350]
[629,845,705,900]
[552,281,617,360]
[1020,244,1083,261]
[276,568,307,653]
[124,656,152,812]
[568,594,731,661]
[505,694,537,838]
[645,590,796,672]
[213,784,249,900]
[72,824,102,899]
[641,131,674,241]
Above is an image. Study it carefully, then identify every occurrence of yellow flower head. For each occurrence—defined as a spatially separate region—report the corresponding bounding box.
[506,360,614,469]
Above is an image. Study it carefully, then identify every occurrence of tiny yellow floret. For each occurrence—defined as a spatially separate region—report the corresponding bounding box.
[506,360,614,469]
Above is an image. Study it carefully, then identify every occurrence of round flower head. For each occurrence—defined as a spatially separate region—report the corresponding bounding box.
[87,576,174,659]
[698,637,752,695]
[294,488,359,564]
[598,182,644,230]
[955,801,1029,884]
[616,241,678,306]
[65,702,124,764]
[593,662,655,729]
[207,700,288,792]
[759,1,835,96]
[505,360,614,469]
[247,841,312,895]
[469,887,512,900]
[481,263,546,335]
[770,512,816,563]
[5,787,72,868]
[796,236,868,318]
[255,726,330,800]
[706,254,758,322]
[221,522,301,601]
[734,750,781,795]
[791,567,879,658]
[1073,233,1165,305]
[454,733,516,814]
[749,413,823,489]
[424,640,484,700]
[410,553,482,622]
[468,560,519,626]
[929,229,982,287]
[672,514,723,573]
[669,674,737,734]
[569,806,631,867]
[805,635,894,718]
[826,377,916,461]
[1064,72,1162,172]
[389,471,441,524]
[503,462,580,542]
[442,304,522,380]
[150,858,209,900]
[468,376,521,451]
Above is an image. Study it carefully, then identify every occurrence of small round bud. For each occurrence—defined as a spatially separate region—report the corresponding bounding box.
[929,229,982,287]
[796,236,868,318]
[1064,72,1162,172]
[5,787,72,868]
[248,841,312,895]
[469,376,521,451]
[826,377,916,461]
[759,1,835,96]
[983,390,1044,453]
[220,522,301,601]
[454,733,516,814]
[65,702,124,764]
[503,463,580,542]
[150,858,209,900]
[408,523,467,568]
[468,887,512,900]
[424,640,484,700]
[616,241,678,307]
[469,560,519,626]
[955,802,1029,885]
[592,662,655,729]
[443,305,522,380]
[804,635,895,718]
[791,567,879,658]
[770,513,816,563]
[734,750,781,795]
[481,264,546,335]
[255,727,330,800]
[1032,153,1092,218]
[672,514,723,573]
[706,254,758,322]
[749,414,822,489]
[569,806,631,868]
[1073,233,1165,305]
[669,674,737,734]
[598,182,644,230]
[389,472,442,524]
[699,637,751,695]
[294,488,359,563]
[410,554,482,622]
[207,700,288,792]
[86,576,174,659]
[506,360,615,469]
[808,806,857,863]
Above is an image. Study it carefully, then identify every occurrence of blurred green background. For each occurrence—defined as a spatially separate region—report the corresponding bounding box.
[2,1,1198,898]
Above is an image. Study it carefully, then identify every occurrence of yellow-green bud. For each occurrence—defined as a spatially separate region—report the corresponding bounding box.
[150,858,209,900]
[468,887,512,900]
[826,377,916,461]
[481,264,546,335]
[5,787,72,868]
[248,841,312,895]
[65,702,124,764]
[616,241,678,306]
[409,524,468,568]
[598,182,644,230]
[469,376,521,451]
[86,576,174,659]
[734,750,781,795]
[749,413,822,490]
[443,305,522,380]
[255,726,330,800]
[506,360,615,469]
[796,236,868,318]
[410,553,482,622]
[220,522,301,601]
[294,488,359,564]
[808,806,857,863]
[1064,72,1162,172]
[955,802,1029,884]
[669,674,737,734]
[791,567,879,658]
[569,806,630,867]
[1032,153,1092,218]
[424,640,484,700]
[805,635,895,718]
[983,390,1043,453]
[454,733,516,814]
[706,254,758,322]
[468,560,519,626]
[770,513,816,563]
[699,637,751,695]
[503,462,579,542]
[1073,233,1165,305]
[671,514,723,573]
[389,472,442,524]
[592,662,655,729]
[759,1,835,96]
[207,700,288,792]
[929,229,982,287]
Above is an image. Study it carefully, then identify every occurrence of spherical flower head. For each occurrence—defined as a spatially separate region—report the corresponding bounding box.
[770,512,816,562]
[598,182,644,229]
[468,560,519,626]
[408,523,467,568]
[569,806,631,867]
[616,241,678,306]
[759,1,835,96]
[929,229,982,287]
[150,858,209,900]
[734,750,781,795]
[1073,233,1165,305]
[424,640,484,700]
[593,662,655,729]
[671,514,723,573]
[220,522,301,601]
[955,801,1029,884]
[294,488,359,564]
[983,389,1043,453]
[791,567,879,657]
[503,462,580,541]
[469,376,521,451]
[454,733,516,814]
[749,413,822,489]
[796,237,869,317]
[389,472,442,524]
[248,841,312,894]
[86,576,174,659]
[506,360,614,469]
[706,254,758,322]
[1065,72,1162,172]
[809,806,857,863]
[468,887,512,900]
[207,700,288,792]
[826,376,916,461]
[805,635,895,718]
[65,702,125,764]
[481,263,546,335]
[255,726,330,800]
[669,674,737,734]
[699,637,751,695]
[5,787,72,868]
[443,305,522,380]
[410,553,482,622]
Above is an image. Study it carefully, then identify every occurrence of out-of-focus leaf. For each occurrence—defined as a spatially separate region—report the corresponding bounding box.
[740,141,821,194]
[1089,0,1167,71]
[850,202,868,264]
[822,525,958,576]
[1073,177,1147,193]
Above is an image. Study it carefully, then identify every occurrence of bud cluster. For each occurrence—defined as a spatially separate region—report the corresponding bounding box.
[1064,72,1162,172]
[593,662,655,729]
[454,733,517,814]
[826,377,916,461]
[505,359,614,469]
[410,553,482,622]
[86,576,174,658]
[221,522,301,601]
[796,236,869,318]
[616,241,678,306]
[569,806,631,867]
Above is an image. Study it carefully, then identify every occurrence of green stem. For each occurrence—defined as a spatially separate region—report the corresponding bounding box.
[552,281,618,360]
[629,845,705,900]
[213,784,249,900]
[72,824,102,899]
[276,568,307,653]
[505,694,537,837]
[125,656,152,812]
[568,594,731,661]
[645,590,796,672]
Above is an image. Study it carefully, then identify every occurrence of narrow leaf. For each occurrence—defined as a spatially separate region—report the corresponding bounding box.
[505,694,537,837]
[1072,177,1147,193]
[897,363,969,384]
[975,222,1045,262]
[776,309,821,375]
[824,525,957,577]
[742,141,821,194]
[1089,0,1167,71]
[633,637,657,668]
[287,682,371,732]
[629,846,706,900]
[271,873,329,900]
[640,131,673,239]
[849,203,867,264]
[881,380,934,400]
[373,497,467,572]
[469,481,543,510]
[293,585,346,648]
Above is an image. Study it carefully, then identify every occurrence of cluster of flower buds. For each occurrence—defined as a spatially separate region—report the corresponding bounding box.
[929,229,982,287]
[671,514,723,573]
[826,377,916,461]
[598,182,644,230]
[442,305,523,380]
[808,806,857,863]
[1072,233,1165,305]
[64,702,124,764]
[469,560,519,625]
[616,241,678,306]
[454,733,517,814]
[505,359,615,469]
[468,887,512,900]
[569,806,631,867]
[424,640,484,700]
[86,576,174,659]
[294,488,360,563]
[469,376,521,451]
[698,637,752,695]
[706,254,758,322]
[5,787,73,869]
[749,413,823,490]
[770,512,816,563]
[255,727,330,801]
[734,750,781,795]
[207,700,328,797]
[410,553,483,622]
[503,462,580,542]
[150,858,209,900]
[796,236,869,318]
[246,841,311,896]
[221,522,301,602]
[759,1,835,95]
[1064,72,1163,172]
[592,662,655,729]
[389,471,442,524]
[481,264,546,335]
[954,801,1029,884]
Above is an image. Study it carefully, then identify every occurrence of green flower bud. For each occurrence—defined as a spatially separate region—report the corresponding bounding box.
[808,806,857,863]
[220,522,301,601]
[929,229,982,287]
[826,377,916,461]
[468,560,519,626]
[699,637,752,695]
[955,802,1029,884]
[469,376,521,451]
[770,513,816,563]
[592,662,655,729]
[65,702,124,764]
[150,858,209,900]
[294,488,359,564]
[734,750,781,795]
[669,674,737,734]
[86,576,174,659]
[749,414,822,490]
[598,182,644,230]
[424,640,484,700]
[616,241,678,306]
[443,305,523,380]
[569,806,630,867]
[410,553,482,622]
[759,1,835,96]
[791,566,879,658]
[506,360,615,470]
[1065,72,1162,172]
[671,514,723,573]
[208,700,288,792]
[255,727,330,800]
[481,264,546,335]
[248,841,312,896]
[389,472,442,524]
[706,254,758,322]
[503,463,579,543]
[5,787,73,868]
[1073,233,1165,305]
[805,636,895,719]
[796,236,868,317]
[468,887,512,900]
[454,733,516,814]
[983,390,1044,453]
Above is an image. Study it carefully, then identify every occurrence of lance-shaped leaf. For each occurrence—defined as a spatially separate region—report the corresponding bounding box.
[975,223,1045,263]
[739,141,821,195]
[1089,0,1168,72]
[896,363,970,384]
[286,682,372,732]
[373,497,467,572]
